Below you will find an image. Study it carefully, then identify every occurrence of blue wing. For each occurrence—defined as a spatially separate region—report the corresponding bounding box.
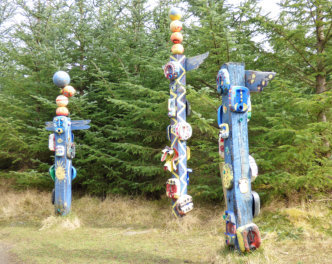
[71,120,91,130]
[245,70,276,92]
[186,52,209,72]
[45,121,54,131]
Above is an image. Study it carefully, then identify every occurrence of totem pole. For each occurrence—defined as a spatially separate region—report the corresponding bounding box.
[217,63,275,252]
[46,71,90,216]
[161,7,208,217]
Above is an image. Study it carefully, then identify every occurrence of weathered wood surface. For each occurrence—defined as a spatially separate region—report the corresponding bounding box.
[218,62,275,252]
[46,117,90,216]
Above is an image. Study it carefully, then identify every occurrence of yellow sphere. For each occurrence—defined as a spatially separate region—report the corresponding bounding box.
[56,107,69,116]
[171,32,183,44]
[169,7,182,21]
[171,44,184,55]
[62,85,76,97]
[170,20,182,32]
[56,95,69,107]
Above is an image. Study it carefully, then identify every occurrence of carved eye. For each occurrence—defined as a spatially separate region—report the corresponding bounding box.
[61,117,65,121]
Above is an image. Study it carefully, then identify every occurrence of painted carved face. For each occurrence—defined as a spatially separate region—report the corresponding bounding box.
[53,116,68,134]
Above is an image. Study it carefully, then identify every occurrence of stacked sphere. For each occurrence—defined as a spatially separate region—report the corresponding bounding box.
[53,71,76,116]
[169,7,184,55]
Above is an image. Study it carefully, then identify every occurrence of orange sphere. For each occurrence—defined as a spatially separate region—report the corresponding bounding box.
[56,107,69,116]
[170,20,182,32]
[171,44,184,55]
[62,85,76,97]
[56,95,69,107]
[171,32,183,44]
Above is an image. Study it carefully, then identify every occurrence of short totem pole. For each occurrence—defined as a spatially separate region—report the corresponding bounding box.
[216,63,275,252]
[46,71,90,216]
[161,7,208,217]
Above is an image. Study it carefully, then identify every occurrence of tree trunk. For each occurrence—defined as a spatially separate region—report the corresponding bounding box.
[315,4,330,157]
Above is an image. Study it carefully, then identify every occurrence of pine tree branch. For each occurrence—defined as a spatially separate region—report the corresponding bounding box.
[261,49,316,86]
[322,22,332,47]
[260,15,317,71]
[199,79,215,89]
[306,0,316,24]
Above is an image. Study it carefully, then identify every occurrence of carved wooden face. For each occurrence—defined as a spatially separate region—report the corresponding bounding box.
[53,116,70,134]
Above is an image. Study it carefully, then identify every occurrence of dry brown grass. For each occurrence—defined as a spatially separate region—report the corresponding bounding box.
[0,184,331,264]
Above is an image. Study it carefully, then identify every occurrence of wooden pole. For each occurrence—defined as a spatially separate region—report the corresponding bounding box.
[217,63,276,251]
[46,71,90,216]
[162,7,208,217]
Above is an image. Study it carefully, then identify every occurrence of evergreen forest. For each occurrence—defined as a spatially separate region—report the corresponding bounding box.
[0,0,331,203]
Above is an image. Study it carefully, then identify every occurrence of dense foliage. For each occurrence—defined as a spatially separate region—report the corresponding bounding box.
[0,0,331,202]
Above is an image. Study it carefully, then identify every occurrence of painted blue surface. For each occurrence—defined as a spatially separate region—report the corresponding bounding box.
[53,71,70,88]
[229,86,249,113]
[216,68,230,94]
[169,54,186,216]
[166,53,208,217]
[218,62,276,251]
[46,116,90,216]
[245,70,276,92]
[217,105,223,127]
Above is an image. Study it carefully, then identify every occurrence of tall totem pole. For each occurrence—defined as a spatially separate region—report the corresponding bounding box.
[46,71,90,216]
[161,7,208,217]
[216,63,275,252]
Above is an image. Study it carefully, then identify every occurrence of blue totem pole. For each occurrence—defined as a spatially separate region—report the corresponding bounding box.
[216,63,275,252]
[46,71,90,216]
[161,7,208,217]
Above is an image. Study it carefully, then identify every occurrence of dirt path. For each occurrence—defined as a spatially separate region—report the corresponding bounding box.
[0,242,17,264]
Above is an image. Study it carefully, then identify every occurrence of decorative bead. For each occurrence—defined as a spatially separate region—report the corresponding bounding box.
[169,7,182,21]
[170,20,182,32]
[56,95,69,107]
[170,32,183,44]
[62,85,76,97]
[171,44,184,55]
[56,106,69,116]
[53,71,70,88]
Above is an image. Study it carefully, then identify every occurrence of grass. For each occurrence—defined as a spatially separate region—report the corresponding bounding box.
[0,182,331,264]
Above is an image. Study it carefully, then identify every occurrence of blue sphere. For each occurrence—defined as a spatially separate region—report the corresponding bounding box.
[53,71,70,88]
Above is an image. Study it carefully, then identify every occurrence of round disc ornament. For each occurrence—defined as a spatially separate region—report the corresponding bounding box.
[56,95,69,107]
[62,85,76,97]
[164,61,180,80]
[169,7,182,21]
[222,163,233,189]
[53,71,70,88]
[175,122,192,140]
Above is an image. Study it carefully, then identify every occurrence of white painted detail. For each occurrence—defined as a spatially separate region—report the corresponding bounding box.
[176,194,193,215]
[239,178,249,194]
[175,122,192,140]
[55,145,65,156]
[249,155,258,182]
[168,98,176,117]
[48,134,55,151]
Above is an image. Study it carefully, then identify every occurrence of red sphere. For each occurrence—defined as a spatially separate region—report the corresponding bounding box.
[171,32,183,44]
